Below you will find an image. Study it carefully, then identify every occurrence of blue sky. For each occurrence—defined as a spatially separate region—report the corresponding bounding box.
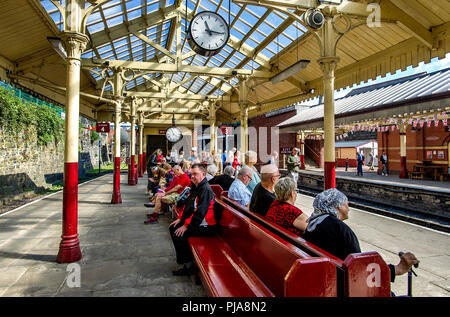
[302,53,450,105]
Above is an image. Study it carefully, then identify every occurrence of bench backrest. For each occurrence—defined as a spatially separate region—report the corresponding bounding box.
[209,184,224,198]
[220,195,391,297]
[214,199,336,297]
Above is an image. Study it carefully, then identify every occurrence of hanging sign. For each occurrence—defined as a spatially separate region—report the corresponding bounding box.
[96,122,110,133]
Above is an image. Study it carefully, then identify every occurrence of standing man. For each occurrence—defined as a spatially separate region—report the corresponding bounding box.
[286,148,301,185]
[380,152,388,176]
[169,164,217,276]
[356,151,364,176]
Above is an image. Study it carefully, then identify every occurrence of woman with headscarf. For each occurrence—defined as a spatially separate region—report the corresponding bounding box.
[303,188,419,285]
[303,188,360,261]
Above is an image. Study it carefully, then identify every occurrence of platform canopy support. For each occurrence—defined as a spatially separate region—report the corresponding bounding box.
[55,0,92,264]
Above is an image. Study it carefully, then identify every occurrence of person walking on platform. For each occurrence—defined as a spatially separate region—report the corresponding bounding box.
[286,148,301,186]
[356,151,364,176]
[169,164,217,276]
[381,152,388,176]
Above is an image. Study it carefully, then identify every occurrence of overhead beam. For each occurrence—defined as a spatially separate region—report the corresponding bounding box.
[81,58,274,78]
[122,91,219,100]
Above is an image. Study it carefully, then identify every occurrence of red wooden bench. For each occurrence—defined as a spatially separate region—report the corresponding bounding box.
[189,199,337,297]
[220,193,391,297]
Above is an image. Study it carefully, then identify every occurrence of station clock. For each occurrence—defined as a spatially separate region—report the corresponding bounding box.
[187,11,230,57]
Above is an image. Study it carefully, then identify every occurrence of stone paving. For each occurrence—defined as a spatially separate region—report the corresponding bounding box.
[0,173,205,297]
[0,170,448,297]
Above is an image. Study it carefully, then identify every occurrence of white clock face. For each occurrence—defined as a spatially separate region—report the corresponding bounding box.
[166,127,182,143]
[189,11,229,52]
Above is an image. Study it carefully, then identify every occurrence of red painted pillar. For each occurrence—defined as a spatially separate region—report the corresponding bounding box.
[111,156,122,203]
[56,32,89,263]
[143,152,147,174]
[129,155,137,185]
[324,161,336,190]
[139,154,144,177]
[56,162,82,263]
[399,130,407,178]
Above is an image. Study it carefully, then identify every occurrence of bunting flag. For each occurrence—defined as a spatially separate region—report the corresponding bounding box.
[391,125,395,131]
[408,118,413,125]
[427,120,432,128]
[443,112,447,118]
[444,119,448,126]
[420,120,425,128]
[434,120,439,127]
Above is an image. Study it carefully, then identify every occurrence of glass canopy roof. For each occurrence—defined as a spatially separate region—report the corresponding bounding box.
[40,0,308,96]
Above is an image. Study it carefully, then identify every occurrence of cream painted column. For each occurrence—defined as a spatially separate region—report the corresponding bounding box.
[111,68,124,204]
[209,102,217,154]
[299,131,306,170]
[399,124,408,178]
[312,7,350,190]
[138,111,144,178]
[239,76,249,154]
[319,57,339,189]
[128,98,137,185]
[56,0,89,264]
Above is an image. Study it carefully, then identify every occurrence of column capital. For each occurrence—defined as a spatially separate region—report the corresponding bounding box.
[317,56,340,76]
[61,32,89,60]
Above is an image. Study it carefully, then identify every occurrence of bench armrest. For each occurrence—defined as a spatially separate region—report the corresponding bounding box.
[284,257,337,297]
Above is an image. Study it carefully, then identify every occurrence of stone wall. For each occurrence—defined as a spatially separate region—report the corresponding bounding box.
[0,127,64,195]
[298,172,450,219]
[0,116,112,197]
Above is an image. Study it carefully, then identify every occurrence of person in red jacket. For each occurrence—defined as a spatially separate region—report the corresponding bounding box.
[169,163,217,276]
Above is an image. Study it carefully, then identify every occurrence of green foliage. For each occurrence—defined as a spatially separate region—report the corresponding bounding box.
[0,86,64,146]
[90,129,99,143]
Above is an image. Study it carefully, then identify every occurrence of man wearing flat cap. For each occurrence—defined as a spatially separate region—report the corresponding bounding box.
[249,164,280,217]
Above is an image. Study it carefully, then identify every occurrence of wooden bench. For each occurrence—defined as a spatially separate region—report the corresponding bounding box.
[189,199,337,297]
[409,170,425,180]
[220,193,391,297]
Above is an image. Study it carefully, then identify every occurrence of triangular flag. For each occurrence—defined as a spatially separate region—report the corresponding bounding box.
[434,120,439,127]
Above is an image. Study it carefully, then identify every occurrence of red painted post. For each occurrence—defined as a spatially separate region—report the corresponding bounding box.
[324,161,336,190]
[138,154,144,177]
[111,157,122,204]
[56,162,82,263]
[143,152,147,174]
[129,155,137,185]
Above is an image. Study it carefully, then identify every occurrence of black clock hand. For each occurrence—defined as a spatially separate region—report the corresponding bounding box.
[204,21,212,36]
[209,30,225,35]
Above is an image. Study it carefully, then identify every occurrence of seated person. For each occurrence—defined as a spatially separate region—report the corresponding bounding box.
[206,164,218,181]
[265,177,308,235]
[249,164,280,217]
[169,163,217,276]
[209,165,235,191]
[148,167,167,198]
[162,163,174,184]
[147,166,160,197]
[228,167,253,208]
[303,188,419,283]
[144,165,191,224]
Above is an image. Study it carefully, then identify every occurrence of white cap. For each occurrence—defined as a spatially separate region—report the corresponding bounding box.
[260,164,278,174]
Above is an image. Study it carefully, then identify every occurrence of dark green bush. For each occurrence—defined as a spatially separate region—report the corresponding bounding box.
[0,86,64,146]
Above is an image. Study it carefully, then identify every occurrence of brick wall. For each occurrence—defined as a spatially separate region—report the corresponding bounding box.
[249,110,297,167]
[378,124,450,174]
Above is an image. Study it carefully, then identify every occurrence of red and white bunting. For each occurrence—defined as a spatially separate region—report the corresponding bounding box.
[434,120,439,127]
[443,119,448,126]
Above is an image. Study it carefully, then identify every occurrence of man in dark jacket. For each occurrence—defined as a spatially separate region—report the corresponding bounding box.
[208,165,235,191]
[169,163,217,276]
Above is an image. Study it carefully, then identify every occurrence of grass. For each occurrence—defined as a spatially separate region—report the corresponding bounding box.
[86,162,128,174]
